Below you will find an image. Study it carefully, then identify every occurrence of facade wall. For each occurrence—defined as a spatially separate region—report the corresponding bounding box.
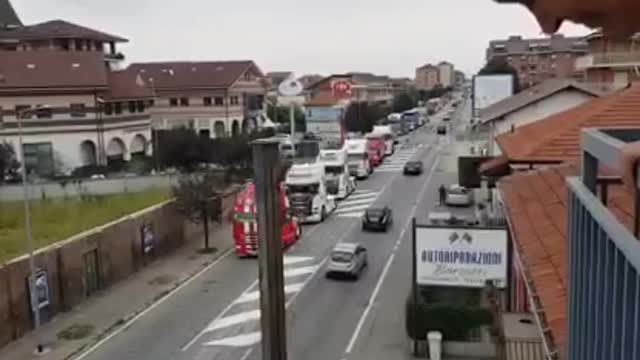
[504,52,581,87]
[415,67,440,90]
[438,63,454,87]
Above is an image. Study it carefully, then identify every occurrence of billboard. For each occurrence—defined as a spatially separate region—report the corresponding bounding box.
[415,226,507,288]
[473,74,514,112]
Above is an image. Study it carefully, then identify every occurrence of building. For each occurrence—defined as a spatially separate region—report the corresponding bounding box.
[486,34,588,88]
[574,30,640,90]
[415,64,440,90]
[454,70,466,87]
[306,73,393,106]
[479,84,640,358]
[266,71,293,92]
[127,61,268,138]
[479,79,604,155]
[0,0,21,29]
[390,77,413,95]
[437,61,455,88]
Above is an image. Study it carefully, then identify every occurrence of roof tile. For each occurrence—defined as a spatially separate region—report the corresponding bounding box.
[0,19,127,42]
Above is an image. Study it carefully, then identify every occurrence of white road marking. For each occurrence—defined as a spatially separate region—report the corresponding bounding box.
[284,265,318,278]
[334,204,371,215]
[206,310,260,332]
[338,198,378,207]
[282,256,314,266]
[336,212,365,218]
[345,153,441,354]
[344,192,378,200]
[235,282,304,304]
[203,332,261,347]
[72,247,234,360]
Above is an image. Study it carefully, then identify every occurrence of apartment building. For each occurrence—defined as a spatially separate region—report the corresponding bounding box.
[486,34,588,88]
[415,64,440,90]
[437,61,455,88]
[127,61,268,138]
[574,30,640,90]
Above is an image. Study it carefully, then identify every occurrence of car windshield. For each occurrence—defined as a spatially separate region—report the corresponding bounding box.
[448,187,467,195]
[366,209,385,217]
[331,251,353,263]
[347,154,365,163]
[406,162,421,167]
[325,166,343,175]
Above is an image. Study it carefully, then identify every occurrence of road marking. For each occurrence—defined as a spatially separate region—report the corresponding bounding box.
[334,204,370,215]
[203,332,261,347]
[284,265,318,278]
[72,247,234,360]
[344,192,378,200]
[282,256,314,266]
[235,282,304,304]
[337,198,378,207]
[206,310,260,331]
[345,153,440,354]
[336,212,364,219]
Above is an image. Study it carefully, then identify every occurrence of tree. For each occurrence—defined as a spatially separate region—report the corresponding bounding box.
[478,57,521,92]
[344,102,391,133]
[0,142,20,183]
[172,171,225,252]
[267,104,306,132]
[156,128,208,172]
[393,91,417,113]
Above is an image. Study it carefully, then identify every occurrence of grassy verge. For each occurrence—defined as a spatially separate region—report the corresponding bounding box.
[0,189,170,262]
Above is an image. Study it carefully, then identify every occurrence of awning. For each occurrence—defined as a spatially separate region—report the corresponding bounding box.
[479,155,511,177]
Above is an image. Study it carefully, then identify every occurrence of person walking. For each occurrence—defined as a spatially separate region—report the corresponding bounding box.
[438,184,447,206]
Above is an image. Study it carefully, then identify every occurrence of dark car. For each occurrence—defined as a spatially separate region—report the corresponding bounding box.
[362,206,393,231]
[403,160,423,175]
[437,124,447,135]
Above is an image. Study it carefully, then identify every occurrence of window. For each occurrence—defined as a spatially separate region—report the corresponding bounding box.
[169,98,178,107]
[22,142,54,177]
[203,97,212,106]
[243,72,253,81]
[35,106,52,119]
[70,103,86,117]
[137,101,145,112]
[214,97,224,106]
[104,103,113,115]
[114,102,122,115]
[148,99,155,107]
[230,96,239,105]
[128,101,137,113]
[15,105,32,119]
[180,97,189,106]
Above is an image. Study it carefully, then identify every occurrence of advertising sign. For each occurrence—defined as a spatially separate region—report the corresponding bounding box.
[28,269,50,311]
[332,80,352,99]
[306,107,343,122]
[415,226,507,288]
[141,223,155,254]
[473,74,514,112]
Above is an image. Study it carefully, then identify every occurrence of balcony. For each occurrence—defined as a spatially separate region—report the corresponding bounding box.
[575,51,640,70]
[567,128,640,360]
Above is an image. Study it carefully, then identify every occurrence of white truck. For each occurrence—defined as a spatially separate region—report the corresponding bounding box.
[345,139,371,180]
[285,162,337,223]
[371,125,395,156]
[319,146,357,200]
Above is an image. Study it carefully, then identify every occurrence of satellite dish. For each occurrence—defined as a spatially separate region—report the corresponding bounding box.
[278,79,304,97]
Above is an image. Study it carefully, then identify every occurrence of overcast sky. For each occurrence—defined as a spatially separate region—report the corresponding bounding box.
[13,0,590,78]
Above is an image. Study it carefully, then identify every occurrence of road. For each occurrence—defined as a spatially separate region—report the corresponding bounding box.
[75,98,473,360]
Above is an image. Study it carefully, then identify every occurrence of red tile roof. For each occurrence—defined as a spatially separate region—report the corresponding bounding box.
[495,84,640,162]
[0,19,127,42]
[106,71,153,100]
[0,51,107,92]
[498,162,634,351]
[127,61,263,90]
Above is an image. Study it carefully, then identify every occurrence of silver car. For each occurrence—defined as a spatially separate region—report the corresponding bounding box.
[445,185,474,207]
[326,243,368,279]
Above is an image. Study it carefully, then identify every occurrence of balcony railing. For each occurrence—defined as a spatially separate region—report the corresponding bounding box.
[567,128,640,360]
[575,51,640,70]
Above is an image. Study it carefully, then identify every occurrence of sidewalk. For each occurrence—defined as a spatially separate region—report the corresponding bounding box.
[0,223,234,360]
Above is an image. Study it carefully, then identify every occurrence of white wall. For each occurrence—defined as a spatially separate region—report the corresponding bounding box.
[438,64,454,88]
[491,90,595,155]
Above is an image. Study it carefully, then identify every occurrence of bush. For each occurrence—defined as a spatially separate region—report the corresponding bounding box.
[405,287,493,341]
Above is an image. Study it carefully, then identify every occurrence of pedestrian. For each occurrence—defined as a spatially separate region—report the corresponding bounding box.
[438,184,446,206]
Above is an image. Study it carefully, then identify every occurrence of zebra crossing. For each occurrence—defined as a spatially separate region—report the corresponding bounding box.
[333,189,379,218]
[374,144,422,173]
[193,255,318,349]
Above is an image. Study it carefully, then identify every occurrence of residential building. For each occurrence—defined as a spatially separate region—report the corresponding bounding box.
[390,77,413,95]
[0,0,21,29]
[266,71,293,92]
[479,79,604,155]
[486,34,588,88]
[127,61,267,138]
[454,70,466,87]
[437,61,455,88]
[306,73,393,106]
[574,30,640,90]
[415,64,440,90]
[0,51,153,177]
[480,84,640,358]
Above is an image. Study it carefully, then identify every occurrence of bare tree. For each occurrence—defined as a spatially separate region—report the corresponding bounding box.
[172,171,224,252]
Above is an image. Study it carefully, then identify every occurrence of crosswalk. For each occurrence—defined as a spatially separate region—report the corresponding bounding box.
[374,144,422,173]
[195,255,318,349]
[333,189,379,218]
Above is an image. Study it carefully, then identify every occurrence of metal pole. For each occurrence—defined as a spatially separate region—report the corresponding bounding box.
[411,217,419,356]
[252,139,287,360]
[289,103,295,138]
[17,110,46,354]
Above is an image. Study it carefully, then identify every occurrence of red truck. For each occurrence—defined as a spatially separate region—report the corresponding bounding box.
[365,134,387,167]
[232,181,301,257]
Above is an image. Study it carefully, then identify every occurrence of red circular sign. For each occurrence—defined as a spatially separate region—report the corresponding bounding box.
[332,80,352,98]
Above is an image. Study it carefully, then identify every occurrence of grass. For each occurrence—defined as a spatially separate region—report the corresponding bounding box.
[0,189,170,262]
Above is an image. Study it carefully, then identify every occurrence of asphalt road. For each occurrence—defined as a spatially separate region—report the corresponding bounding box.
[74,102,469,360]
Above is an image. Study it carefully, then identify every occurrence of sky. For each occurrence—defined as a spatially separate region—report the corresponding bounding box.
[12,0,591,78]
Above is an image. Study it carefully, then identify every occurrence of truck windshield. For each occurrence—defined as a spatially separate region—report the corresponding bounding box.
[287,184,319,194]
[325,166,343,175]
[347,154,364,163]
[331,251,353,263]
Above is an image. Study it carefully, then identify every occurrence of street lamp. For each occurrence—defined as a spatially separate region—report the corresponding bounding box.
[16,104,51,355]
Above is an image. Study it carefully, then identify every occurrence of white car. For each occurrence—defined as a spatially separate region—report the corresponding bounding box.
[326,243,367,279]
[445,185,474,207]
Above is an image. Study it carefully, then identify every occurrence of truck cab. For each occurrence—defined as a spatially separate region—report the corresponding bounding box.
[371,125,395,156]
[345,138,371,179]
[232,182,301,257]
[285,162,337,223]
[365,134,386,167]
[319,146,356,200]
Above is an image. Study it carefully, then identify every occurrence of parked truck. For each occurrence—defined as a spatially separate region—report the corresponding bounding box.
[345,138,371,179]
[371,125,395,156]
[232,181,301,257]
[365,133,387,167]
[285,162,337,223]
[319,146,356,199]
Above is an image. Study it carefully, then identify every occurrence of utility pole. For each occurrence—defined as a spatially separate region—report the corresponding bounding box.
[289,103,295,138]
[252,139,287,360]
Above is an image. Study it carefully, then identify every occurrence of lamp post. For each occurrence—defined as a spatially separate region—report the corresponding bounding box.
[15,105,51,355]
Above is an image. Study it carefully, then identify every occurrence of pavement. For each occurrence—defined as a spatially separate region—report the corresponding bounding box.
[1,95,492,360]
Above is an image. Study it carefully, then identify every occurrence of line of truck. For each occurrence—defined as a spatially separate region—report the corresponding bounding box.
[231,124,402,257]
